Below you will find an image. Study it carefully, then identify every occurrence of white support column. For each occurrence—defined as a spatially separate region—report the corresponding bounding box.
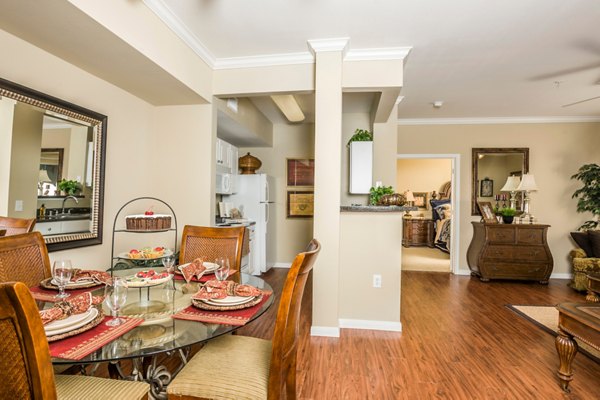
[0,98,16,215]
[308,38,348,337]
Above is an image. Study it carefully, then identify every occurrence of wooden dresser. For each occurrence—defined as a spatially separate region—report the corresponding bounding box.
[467,222,553,283]
[402,218,434,248]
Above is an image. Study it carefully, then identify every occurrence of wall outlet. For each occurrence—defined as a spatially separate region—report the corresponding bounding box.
[373,274,382,288]
[15,200,23,211]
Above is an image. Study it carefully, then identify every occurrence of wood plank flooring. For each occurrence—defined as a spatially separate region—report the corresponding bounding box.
[253,269,600,400]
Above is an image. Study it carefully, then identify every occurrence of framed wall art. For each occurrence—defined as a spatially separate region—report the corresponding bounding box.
[477,201,498,224]
[413,192,429,210]
[480,177,493,197]
[287,191,314,218]
[287,159,314,187]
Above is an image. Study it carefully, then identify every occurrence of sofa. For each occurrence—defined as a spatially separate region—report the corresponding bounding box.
[569,248,600,291]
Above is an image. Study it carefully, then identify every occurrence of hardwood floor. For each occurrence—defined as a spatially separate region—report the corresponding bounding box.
[254,269,600,400]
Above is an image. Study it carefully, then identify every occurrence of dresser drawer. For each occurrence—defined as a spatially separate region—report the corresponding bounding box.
[487,263,547,278]
[487,228,515,244]
[517,228,544,245]
[483,245,548,262]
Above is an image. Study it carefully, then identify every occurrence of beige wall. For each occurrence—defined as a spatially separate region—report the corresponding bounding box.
[396,158,452,218]
[0,98,16,215]
[0,28,214,267]
[398,122,600,275]
[240,123,315,264]
[216,98,273,146]
[341,113,371,206]
[8,103,43,218]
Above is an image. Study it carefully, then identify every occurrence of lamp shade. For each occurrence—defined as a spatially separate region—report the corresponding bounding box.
[516,173,538,191]
[404,190,415,202]
[501,176,521,192]
[38,169,51,183]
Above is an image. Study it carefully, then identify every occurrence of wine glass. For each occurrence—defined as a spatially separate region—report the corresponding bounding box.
[104,277,128,326]
[162,254,175,289]
[52,260,73,299]
[215,257,230,282]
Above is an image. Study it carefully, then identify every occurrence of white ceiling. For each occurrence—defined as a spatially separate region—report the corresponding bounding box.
[156,0,600,119]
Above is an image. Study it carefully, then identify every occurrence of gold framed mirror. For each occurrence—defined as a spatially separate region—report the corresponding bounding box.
[0,77,106,251]
[471,148,529,216]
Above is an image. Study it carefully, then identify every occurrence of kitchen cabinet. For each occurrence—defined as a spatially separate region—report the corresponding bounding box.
[467,222,553,283]
[349,141,372,194]
[216,138,238,174]
[35,219,90,235]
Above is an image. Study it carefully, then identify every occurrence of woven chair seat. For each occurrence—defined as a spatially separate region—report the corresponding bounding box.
[168,335,272,400]
[55,375,149,400]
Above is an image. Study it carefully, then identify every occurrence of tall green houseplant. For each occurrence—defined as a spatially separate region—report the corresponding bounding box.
[571,163,600,230]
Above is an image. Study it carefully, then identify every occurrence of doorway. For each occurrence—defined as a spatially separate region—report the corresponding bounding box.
[396,154,460,274]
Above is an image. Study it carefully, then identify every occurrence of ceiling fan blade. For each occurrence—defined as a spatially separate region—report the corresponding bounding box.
[562,96,600,108]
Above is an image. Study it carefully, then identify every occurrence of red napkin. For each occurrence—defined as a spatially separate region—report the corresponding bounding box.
[180,258,206,282]
[192,280,263,301]
[40,292,104,325]
[71,269,111,284]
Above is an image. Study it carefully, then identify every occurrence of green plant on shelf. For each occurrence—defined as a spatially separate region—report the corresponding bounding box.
[58,179,80,196]
[369,185,394,206]
[347,128,373,147]
[500,207,516,217]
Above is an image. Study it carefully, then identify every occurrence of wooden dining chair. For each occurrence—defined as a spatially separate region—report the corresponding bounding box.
[0,232,51,287]
[167,239,321,400]
[179,225,246,272]
[0,281,150,400]
[0,216,36,236]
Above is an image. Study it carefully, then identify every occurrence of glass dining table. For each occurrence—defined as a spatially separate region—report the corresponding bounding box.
[44,270,274,399]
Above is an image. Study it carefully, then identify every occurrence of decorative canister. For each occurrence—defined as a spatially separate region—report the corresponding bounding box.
[238,152,262,174]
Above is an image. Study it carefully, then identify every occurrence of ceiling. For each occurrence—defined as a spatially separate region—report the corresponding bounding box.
[157,0,600,119]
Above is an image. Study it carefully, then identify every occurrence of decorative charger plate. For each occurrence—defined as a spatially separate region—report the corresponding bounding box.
[46,309,105,342]
[40,277,103,290]
[45,308,99,335]
[191,295,263,311]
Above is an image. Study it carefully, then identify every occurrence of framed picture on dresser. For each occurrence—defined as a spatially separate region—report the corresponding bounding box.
[477,201,498,224]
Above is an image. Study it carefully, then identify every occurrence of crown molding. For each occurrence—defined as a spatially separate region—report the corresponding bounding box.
[143,0,216,68]
[307,38,350,57]
[345,47,412,61]
[397,116,600,125]
[214,52,314,70]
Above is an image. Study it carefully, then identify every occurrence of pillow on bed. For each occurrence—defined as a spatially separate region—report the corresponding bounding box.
[434,204,452,220]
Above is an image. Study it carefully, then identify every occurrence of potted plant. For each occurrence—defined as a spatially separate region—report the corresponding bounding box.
[500,207,516,224]
[369,185,394,206]
[347,128,373,146]
[571,163,600,230]
[58,179,80,196]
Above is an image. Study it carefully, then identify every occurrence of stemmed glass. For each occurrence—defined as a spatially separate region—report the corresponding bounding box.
[162,254,176,289]
[104,277,128,326]
[215,257,230,282]
[52,260,73,299]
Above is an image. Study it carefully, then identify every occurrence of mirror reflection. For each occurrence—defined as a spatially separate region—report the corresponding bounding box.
[471,148,529,215]
[0,77,106,251]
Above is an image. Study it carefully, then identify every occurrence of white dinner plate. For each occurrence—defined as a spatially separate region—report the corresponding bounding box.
[202,295,254,306]
[50,278,97,289]
[178,261,219,274]
[125,273,172,288]
[45,308,98,336]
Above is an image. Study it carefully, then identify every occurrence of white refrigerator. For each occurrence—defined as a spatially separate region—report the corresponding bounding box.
[223,174,275,275]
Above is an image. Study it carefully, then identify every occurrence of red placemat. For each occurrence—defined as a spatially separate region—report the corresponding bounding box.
[30,285,98,303]
[172,292,272,326]
[173,270,237,283]
[49,316,143,360]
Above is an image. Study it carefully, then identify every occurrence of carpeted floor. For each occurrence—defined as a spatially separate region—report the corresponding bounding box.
[508,304,600,362]
[401,246,450,272]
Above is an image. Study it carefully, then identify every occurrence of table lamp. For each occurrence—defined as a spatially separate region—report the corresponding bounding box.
[516,173,538,223]
[500,175,521,210]
[38,169,51,195]
[404,190,415,218]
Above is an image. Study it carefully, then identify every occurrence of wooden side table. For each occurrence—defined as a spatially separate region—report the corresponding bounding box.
[586,274,600,302]
[555,303,600,392]
[402,218,434,248]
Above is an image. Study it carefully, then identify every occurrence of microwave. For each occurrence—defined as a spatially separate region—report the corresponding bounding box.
[216,172,235,194]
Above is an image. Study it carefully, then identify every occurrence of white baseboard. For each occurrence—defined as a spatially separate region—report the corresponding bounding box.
[310,326,340,337]
[550,273,573,280]
[339,319,402,332]
[455,268,471,276]
[272,262,292,269]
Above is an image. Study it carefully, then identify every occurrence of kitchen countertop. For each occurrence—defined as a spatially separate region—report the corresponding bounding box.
[340,205,418,213]
[214,219,256,227]
[36,214,91,223]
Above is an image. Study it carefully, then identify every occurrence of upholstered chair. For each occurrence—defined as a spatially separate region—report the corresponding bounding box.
[179,225,245,273]
[167,239,321,400]
[0,281,150,399]
[569,248,600,291]
[0,232,51,287]
[0,216,36,236]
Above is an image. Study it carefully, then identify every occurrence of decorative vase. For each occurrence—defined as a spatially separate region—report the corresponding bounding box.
[502,215,514,224]
[239,152,262,174]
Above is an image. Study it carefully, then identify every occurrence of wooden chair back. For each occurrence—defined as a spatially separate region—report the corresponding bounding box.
[0,229,6,237]
[268,239,320,399]
[0,281,57,399]
[0,216,36,236]
[0,232,52,287]
[179,225,245,273]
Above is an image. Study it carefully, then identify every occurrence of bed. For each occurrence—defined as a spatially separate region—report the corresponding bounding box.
[430,199,452,253]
